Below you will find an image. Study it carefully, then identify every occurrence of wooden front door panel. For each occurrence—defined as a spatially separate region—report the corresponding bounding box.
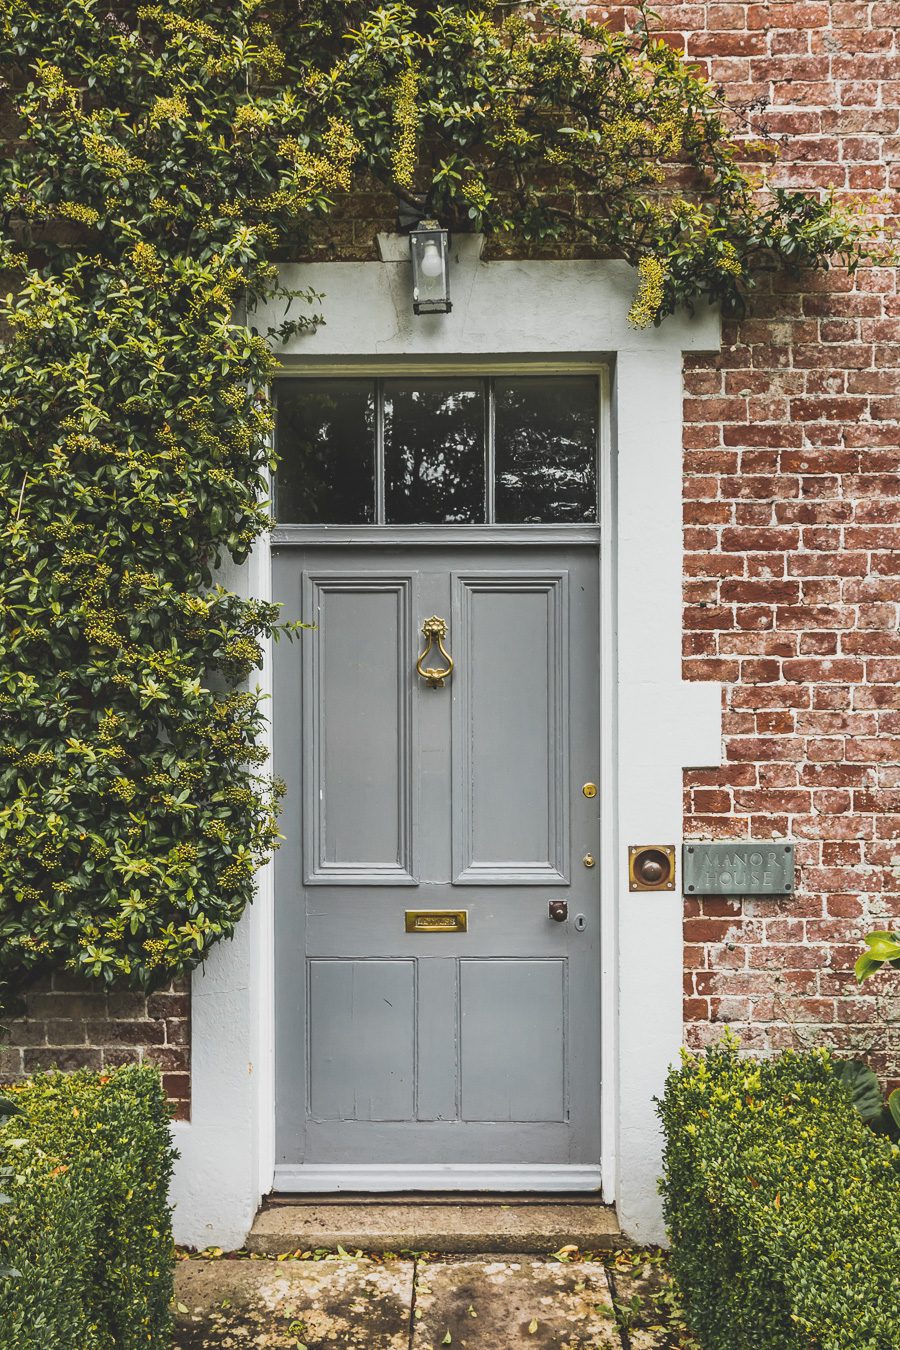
[274,545,601,1170]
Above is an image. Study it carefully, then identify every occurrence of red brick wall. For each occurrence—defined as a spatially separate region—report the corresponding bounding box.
[1,978,190,1119]
[587,2,900,1078]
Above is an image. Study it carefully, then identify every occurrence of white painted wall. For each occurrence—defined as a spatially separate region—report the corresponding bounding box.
[169,243,722,1248]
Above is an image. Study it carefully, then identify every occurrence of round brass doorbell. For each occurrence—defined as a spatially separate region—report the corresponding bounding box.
[629,845,676,892]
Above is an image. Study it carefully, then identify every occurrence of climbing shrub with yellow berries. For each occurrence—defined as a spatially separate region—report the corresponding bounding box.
[0,0,332,1000]
[0,0,881,1001]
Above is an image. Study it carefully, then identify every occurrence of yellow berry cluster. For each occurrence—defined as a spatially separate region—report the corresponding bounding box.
[391,66,419,190]
[628,255,667,328]
[148,94,188,127]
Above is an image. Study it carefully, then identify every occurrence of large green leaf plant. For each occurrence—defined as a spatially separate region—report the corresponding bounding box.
[846,931,900,1138]
[0,0,881,1001]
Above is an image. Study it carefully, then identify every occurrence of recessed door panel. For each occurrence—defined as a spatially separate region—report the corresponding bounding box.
[459,959,567,1123]
[307,958,416,1120]
[303,576,415,884]
[452,575,569,884]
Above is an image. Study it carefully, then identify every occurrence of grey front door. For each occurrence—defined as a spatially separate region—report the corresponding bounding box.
[273,542,601,1180]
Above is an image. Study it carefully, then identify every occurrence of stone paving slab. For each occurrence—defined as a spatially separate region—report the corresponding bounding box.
[249,1202,622,1255]
[411,1257,621,1349]
[173,1257,414,1349]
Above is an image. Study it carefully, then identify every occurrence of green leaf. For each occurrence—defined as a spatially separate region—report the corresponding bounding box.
[863,933,900,961]
[854,951,883,984]
[832,1059,884,1125]
[888,1089,900,1132]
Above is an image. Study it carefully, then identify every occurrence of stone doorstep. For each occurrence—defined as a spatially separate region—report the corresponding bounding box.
[173,1255,633,1349]
[247,1199,623,1256]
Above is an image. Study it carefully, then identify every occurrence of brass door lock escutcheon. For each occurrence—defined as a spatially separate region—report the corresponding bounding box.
[582,853,596,868]
[582,783,597,799]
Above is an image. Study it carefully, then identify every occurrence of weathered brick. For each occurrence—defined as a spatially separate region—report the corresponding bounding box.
[4,977,190,1114]
[23,1048,103,1073]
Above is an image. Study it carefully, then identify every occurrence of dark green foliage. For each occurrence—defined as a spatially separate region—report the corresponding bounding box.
[0,1,312,1000]
[0,1066,175,1348]
[0,1094,21,1279]
[658,1039,900,1350]
[833,1056,900,1141]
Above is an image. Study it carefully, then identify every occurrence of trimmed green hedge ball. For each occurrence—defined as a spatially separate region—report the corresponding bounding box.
[659,1040,900,1350]
[0,1066,176,1350]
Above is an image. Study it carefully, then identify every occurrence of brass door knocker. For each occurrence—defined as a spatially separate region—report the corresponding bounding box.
[416,616,454,688]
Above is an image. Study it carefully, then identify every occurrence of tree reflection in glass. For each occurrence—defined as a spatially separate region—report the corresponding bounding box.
[384,380,485,524]
[495,377,598,523]
[275,379,375,524]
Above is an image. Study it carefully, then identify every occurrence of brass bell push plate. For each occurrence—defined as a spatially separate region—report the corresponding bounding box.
[629,845,677,892]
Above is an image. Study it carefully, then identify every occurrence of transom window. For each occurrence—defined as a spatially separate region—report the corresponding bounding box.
[274,375,599,525]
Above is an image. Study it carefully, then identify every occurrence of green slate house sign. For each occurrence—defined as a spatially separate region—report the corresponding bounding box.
[683,844,795,897]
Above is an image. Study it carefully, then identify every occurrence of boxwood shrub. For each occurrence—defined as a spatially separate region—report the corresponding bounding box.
[659,1039,900,1350]
[0,1065,175,1349]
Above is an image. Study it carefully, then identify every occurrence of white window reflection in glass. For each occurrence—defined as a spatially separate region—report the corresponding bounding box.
[274,375,598,525]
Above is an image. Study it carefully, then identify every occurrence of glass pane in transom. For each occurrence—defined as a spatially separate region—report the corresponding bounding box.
[275,379,375,524]
[494,376,598,523]
[384,379,485,524]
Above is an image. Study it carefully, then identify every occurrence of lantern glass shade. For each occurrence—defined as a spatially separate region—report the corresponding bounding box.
[409,222,452,314]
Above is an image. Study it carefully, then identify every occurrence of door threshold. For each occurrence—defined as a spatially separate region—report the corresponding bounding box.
[273,1164,604,1193]
[264,1191,606,1208]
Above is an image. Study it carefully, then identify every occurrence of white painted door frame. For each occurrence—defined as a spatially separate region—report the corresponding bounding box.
[270,359,607,1195]
[169,245,722,1249]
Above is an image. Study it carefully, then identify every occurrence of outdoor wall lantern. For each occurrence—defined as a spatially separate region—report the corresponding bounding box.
[409,220,452,315]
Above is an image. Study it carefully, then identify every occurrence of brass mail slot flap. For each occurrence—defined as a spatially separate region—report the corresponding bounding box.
[405,910,468,933]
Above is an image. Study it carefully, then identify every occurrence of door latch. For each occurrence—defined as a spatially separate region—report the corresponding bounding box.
[548,900,568,922]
